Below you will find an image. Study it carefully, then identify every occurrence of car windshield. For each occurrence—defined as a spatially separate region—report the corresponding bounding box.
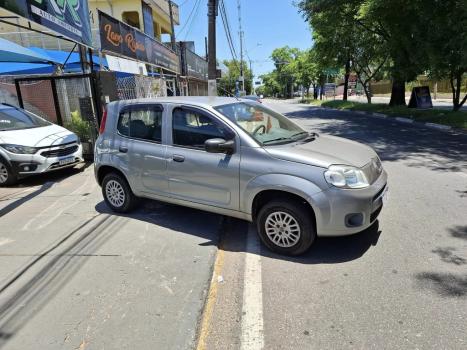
[0,106,51,131]
[214,102,307,145]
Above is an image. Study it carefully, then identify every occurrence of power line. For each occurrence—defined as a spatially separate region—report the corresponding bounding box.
[177,0,200,37]
[183,0,202,39]
[219,0,239,65]
[220,0,237,57]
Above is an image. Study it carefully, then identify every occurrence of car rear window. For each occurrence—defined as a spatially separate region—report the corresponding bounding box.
[0,106,51,131]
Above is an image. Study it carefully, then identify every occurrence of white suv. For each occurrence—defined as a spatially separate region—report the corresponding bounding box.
[0,104,83,185]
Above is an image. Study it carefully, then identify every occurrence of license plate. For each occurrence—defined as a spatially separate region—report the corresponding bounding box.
[59,157,75,166]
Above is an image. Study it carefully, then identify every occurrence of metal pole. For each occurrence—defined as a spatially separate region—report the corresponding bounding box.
[238,0,244,94]
[168,0,176,51]
[208,0,218,96]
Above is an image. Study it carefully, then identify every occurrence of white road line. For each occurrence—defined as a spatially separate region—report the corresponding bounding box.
[241,225,264,350]
[0,238,14,247]
[22,172,92,231]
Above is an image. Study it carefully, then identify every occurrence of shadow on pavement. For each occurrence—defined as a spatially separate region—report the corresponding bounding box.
[96,199,381,266]
[0,214,119,346]
[95,199,222,248]
[0,163,91,218]
[284,109,467,173]
[415,272,467,298]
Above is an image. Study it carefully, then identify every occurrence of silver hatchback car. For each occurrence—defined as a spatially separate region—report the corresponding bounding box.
[95,97,388,255]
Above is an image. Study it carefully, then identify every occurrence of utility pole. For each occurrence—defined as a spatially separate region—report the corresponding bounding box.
[237,0,245,94]
[208,0,218,96]
[168,0,176,51]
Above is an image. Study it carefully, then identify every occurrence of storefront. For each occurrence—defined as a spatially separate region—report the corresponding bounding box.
[179,41,208,96]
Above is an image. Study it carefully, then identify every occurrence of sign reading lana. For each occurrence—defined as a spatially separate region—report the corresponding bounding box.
[0,0,92,46]
[99,11,180,73]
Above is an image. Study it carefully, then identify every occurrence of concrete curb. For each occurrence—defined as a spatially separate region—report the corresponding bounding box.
[395,117,414,123]
[321,107,465,134]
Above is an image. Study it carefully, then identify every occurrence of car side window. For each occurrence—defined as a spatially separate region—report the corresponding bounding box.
[172,108,234,149]
[117,105,163,142]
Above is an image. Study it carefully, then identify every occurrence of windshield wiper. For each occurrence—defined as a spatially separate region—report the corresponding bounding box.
[290,131,309,139]
[262,137,292,145]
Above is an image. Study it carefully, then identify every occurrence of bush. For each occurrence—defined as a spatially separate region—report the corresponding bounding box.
[64,111,93,141]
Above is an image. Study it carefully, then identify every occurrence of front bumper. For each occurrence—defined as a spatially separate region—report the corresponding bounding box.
[9,143,84,179]
[312,169,388,237]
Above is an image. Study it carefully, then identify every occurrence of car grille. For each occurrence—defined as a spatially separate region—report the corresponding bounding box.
[41,145,78,158]
[361,157,383,184]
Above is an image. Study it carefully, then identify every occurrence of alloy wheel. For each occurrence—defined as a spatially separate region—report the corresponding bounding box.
[105,179,125,207]
[265,211,301,248]
[0,163,8,184]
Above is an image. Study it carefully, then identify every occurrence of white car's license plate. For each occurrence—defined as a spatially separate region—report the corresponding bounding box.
[59,157,75,166]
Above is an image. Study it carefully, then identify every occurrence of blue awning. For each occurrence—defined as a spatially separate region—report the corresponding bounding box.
[0,38,58,64]
[0,48,107,75]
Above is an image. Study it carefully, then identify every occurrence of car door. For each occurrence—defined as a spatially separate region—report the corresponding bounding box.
[166,105,240,211]
[115,103,169,196]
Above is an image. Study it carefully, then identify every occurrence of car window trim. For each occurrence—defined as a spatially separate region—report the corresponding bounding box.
[117,103,164,144]
[171,105,237,151]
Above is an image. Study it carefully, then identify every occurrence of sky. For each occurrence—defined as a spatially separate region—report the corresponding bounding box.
[174,0,313,79]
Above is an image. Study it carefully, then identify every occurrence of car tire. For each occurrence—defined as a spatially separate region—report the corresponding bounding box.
[256,200,316,256]
[0,159,17,186]
[102,173,138,213]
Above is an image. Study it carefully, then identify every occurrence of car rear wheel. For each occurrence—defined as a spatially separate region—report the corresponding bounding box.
[256,200,316,256]
[102,173,138,213]
[0,160,17,186]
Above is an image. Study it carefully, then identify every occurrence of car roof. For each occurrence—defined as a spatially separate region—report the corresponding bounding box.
[115,96,243,108]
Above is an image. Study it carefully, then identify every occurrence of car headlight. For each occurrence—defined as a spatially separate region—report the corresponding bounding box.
[0,144,38,154]
[324,165,369,189]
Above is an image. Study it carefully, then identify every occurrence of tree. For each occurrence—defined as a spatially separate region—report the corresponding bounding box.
[299,0,431,106]
[420,0,467,111]
[217,59,253,96]
[271,46,300,98]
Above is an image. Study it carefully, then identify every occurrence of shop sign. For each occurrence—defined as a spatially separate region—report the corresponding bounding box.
[99,10,179,73]
[0,0,92,46]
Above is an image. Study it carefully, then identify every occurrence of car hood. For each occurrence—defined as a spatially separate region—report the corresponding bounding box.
[264,134,377,168]
[0,124,78,147]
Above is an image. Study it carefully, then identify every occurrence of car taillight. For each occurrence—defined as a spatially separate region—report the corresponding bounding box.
[99,109,107,134]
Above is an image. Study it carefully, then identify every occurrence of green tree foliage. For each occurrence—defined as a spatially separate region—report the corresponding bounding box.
[300,0,467,110]
[419,0,467,111]
[217,59,253,96]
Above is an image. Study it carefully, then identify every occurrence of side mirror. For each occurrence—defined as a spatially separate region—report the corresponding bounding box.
[204,138,235,154]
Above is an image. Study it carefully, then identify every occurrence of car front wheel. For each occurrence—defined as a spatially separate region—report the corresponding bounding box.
[256,200,316,256]
[102,173,137,213]
[0,159,17,186]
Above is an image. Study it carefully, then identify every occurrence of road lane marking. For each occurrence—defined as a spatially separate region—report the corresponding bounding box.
[196,234,226,350]
[0,238,14,247]
[22,171,92,231]
[241,225,264,350]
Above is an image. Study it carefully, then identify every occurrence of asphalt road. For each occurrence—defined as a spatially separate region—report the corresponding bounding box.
[0,99,466,350]
[0,166,219,349]
[202,99,467,350]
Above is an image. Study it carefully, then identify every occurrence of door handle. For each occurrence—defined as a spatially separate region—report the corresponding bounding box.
[172,154,185,163]
[119,146,128,153]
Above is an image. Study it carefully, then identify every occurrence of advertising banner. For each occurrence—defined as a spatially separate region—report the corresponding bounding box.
[408,86,433,109]
[0,0,92,46]
[183,47,207,80]
[99,10,180,73]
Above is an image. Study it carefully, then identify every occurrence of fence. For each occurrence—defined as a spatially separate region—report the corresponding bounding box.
[116,75,167,100]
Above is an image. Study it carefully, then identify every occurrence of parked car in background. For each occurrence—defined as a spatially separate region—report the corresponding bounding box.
[242,95,263,103]
[0,104,83,186]
[95,97,387,256]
